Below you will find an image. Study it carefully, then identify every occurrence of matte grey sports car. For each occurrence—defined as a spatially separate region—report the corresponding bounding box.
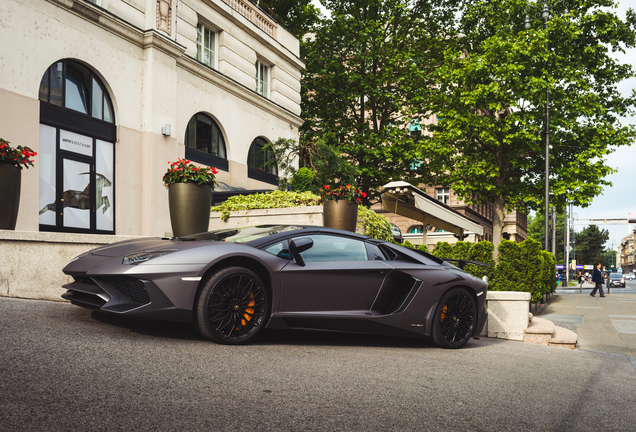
[62,225,488,348]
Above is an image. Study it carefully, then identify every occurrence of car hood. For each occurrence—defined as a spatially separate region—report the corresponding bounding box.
[89,238,188,257]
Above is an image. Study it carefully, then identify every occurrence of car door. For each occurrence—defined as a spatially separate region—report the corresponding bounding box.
[279,234,391,315]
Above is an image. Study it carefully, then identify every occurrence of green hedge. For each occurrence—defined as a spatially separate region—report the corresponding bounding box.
[489,238,556,303]
[427,238,555,301]
[212,191,393,241]
[430,240,494,279]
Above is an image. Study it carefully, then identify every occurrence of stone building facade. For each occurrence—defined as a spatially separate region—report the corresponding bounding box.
[1,0,303,237]
[620,233,634,273]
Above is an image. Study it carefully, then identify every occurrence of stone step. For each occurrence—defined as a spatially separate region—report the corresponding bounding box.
[523,317,555,346]
[523,316,578,349]
[548,326,578,350]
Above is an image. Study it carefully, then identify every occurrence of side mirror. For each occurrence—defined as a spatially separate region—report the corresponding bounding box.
[289,238,313,267]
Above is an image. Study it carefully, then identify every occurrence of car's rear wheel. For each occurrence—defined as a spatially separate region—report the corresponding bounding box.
[195,266,269,345]
[432,288,477,349]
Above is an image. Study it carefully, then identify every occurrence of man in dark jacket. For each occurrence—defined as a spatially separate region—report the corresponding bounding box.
[590,262,605,297]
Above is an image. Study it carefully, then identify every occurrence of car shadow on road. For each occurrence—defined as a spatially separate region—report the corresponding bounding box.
[90,310,203,341]
[88,310,496,350]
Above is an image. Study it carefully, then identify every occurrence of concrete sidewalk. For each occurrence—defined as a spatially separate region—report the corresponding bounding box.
[537,285,636,359]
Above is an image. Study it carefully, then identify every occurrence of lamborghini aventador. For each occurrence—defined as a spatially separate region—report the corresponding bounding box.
[62,225,488,348]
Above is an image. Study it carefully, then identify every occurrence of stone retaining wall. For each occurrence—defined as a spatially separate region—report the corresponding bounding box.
[0,230,142,301]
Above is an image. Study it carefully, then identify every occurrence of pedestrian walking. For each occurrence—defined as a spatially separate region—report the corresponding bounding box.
[590,262,606,297]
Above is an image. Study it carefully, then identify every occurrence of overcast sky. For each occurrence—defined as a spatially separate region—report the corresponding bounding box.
[311,1,635,250]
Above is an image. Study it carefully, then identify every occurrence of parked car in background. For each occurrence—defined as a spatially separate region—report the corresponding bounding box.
[390,223,403,243]
[624,273,635,281]
[608,272,626,288]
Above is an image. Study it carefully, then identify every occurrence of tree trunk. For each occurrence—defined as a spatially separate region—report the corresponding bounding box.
[492,194,505,262]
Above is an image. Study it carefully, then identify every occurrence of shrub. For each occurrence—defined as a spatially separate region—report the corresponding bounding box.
[541,250,557,295]
[213,191,393,241]
[432,242,453,260]
[519,238,544,302]
[490,238,556,303]
[213,190,321,221]
[290,167,314,192]
[490,240,522,292]
[356,206,393,241]
[466,241,495,279]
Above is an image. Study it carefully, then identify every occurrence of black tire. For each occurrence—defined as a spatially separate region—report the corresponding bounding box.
[432,288,477,349]
[195,266,270,345]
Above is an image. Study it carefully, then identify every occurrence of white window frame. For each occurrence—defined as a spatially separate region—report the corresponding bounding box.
[436,187,450,205]
[197,23,217,69]
[255,60,269,97]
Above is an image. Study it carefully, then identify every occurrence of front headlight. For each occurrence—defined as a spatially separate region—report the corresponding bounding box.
[122,250,178,265]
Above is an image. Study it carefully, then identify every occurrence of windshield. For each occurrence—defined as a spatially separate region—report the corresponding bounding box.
[610,273,622,278]
[179,225,303,244]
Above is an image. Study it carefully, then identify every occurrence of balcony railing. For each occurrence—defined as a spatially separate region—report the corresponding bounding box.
[222,0,277,38]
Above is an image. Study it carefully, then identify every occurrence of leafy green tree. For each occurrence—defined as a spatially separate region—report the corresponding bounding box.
[302,0,459,202]
[421,0,636,253]
[575,225,609,266]
[527,210,566,262]
[262,0,321,39]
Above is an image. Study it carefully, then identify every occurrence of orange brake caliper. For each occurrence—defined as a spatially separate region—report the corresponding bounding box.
[440,304,447,322]
[241,293,255,327]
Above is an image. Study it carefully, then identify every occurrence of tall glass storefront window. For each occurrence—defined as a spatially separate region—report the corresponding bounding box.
[38,60,116,234]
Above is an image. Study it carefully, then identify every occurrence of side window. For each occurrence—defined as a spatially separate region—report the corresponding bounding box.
[365,243,386,261]
[293,235,368,263]
[263,241,290,260]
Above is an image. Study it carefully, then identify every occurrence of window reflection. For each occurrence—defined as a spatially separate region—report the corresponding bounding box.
[38,60,114,123]
[65,68,88,114]
[185,113,226,159]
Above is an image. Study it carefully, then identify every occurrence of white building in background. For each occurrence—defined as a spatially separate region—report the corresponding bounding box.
[0,0,303,237]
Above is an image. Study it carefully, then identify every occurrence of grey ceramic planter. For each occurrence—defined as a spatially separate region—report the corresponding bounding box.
[168,183,212,237]
[0,164,21,230]
[323,199,358,232]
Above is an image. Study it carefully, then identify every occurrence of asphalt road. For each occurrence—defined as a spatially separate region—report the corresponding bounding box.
[2,297,636,431]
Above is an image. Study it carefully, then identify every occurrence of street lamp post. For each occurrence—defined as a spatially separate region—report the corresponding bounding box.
[524,0,569,251]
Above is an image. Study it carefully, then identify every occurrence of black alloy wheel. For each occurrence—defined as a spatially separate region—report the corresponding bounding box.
[196,266,269,345]
[432,288,477,349]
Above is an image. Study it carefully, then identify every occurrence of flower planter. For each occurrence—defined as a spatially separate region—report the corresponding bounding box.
[168,183,212,237]
[0,164,21,230]
[323,200,358,232]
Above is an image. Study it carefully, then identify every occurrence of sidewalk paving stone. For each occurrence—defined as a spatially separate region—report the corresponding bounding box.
[537,291,636,359]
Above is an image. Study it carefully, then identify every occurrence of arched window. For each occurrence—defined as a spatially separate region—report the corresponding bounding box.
[39,60,114,123]
[407,225,424,234]
[184,113,228,171]
[247,137,277,185]
[38,60,116,235]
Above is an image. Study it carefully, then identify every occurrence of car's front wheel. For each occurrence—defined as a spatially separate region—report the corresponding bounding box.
[195,266,269,345]
[432,288,477,349]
